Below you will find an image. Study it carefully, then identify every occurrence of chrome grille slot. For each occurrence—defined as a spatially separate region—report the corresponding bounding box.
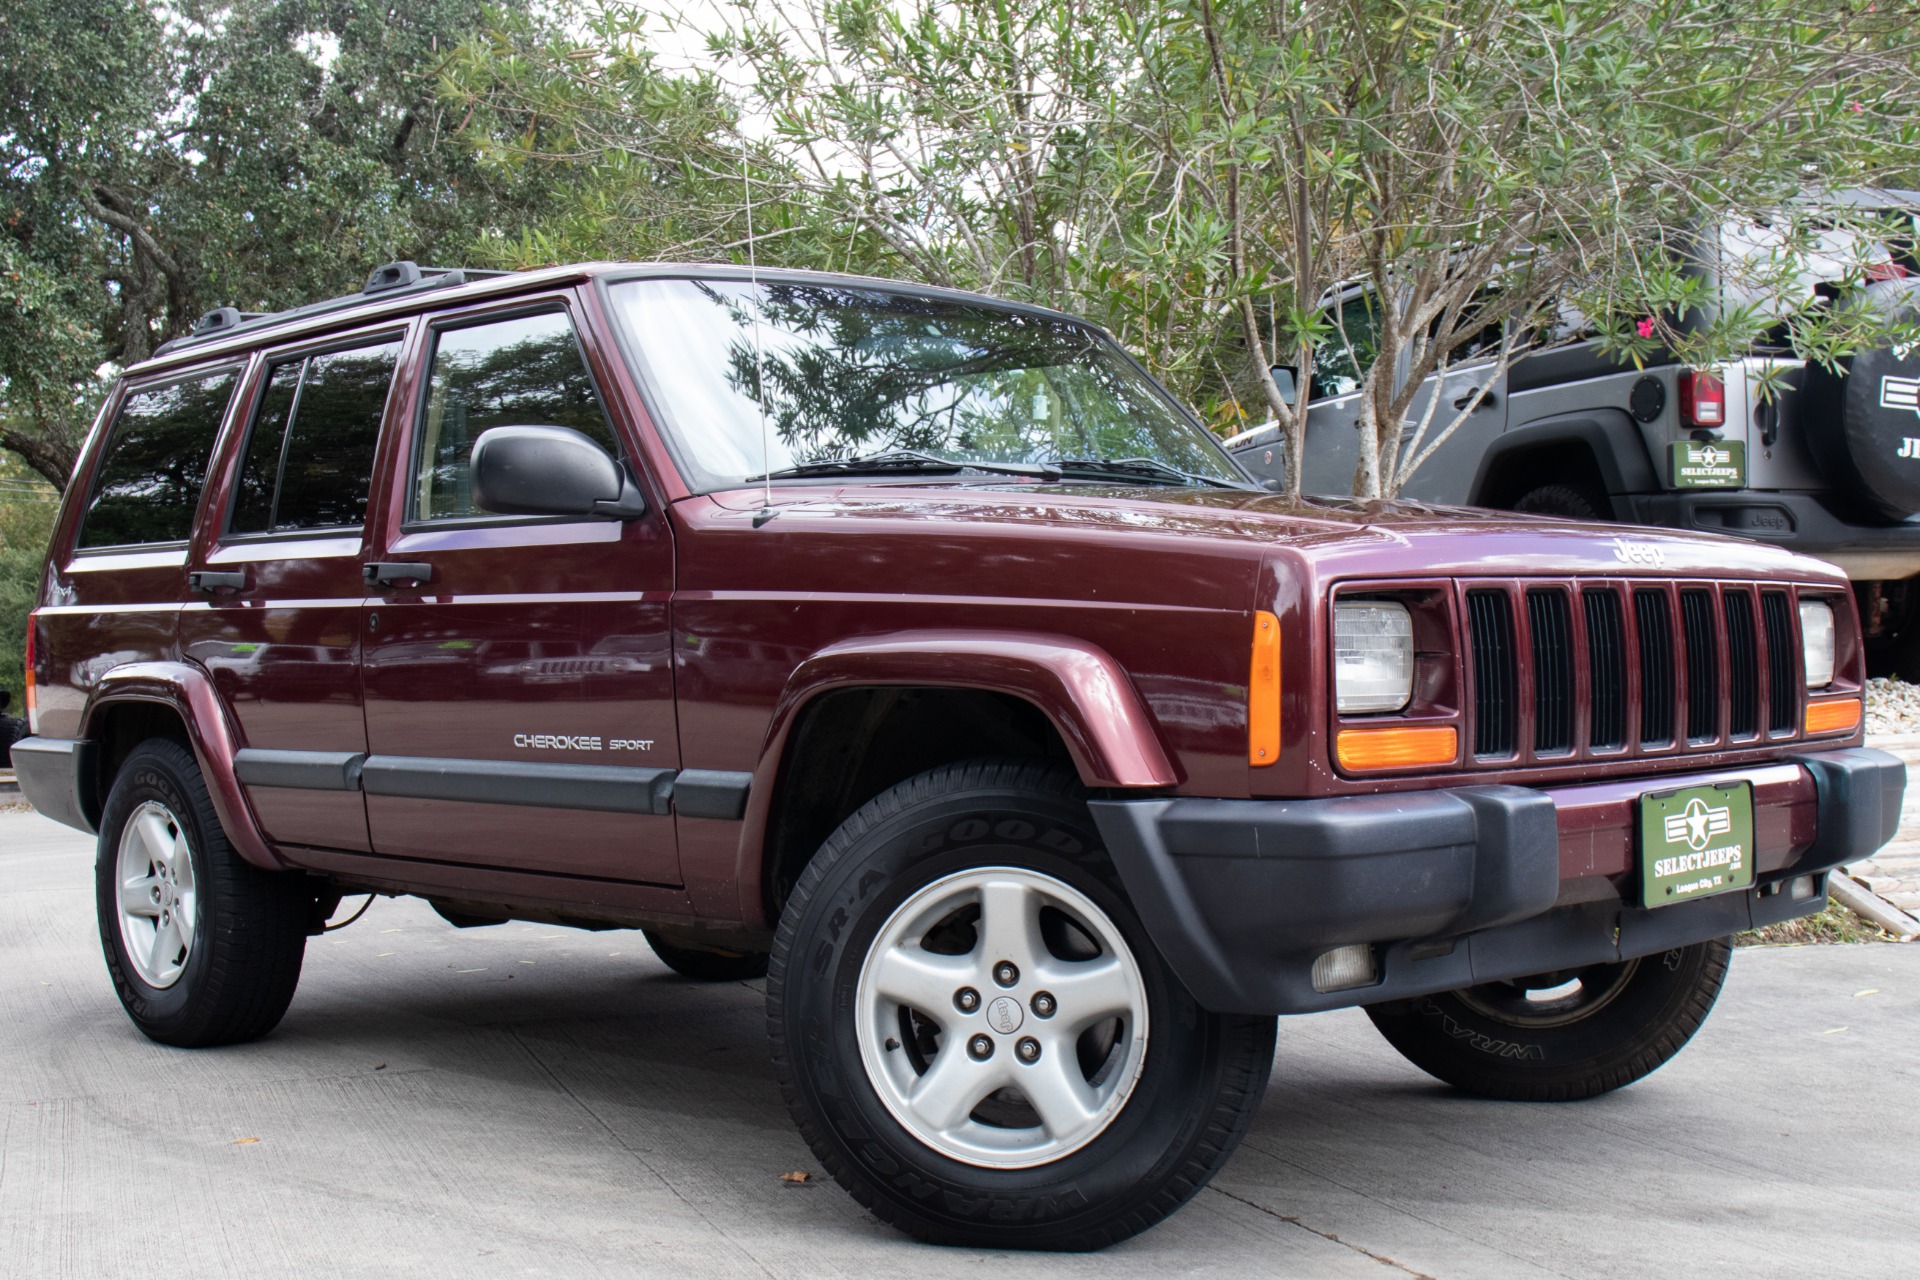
[1725,590,1760,740]
[1635,589,1675,746]
[1528,588,1574,754]
[1680,589,1719,742]
[1762,591,1796,733]
[1584,588,1627,750]
[1466,590,1517,758]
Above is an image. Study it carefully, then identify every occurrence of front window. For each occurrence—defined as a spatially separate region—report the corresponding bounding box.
[605,278,1242,491]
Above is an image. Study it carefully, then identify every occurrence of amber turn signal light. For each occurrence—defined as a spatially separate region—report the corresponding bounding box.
[1804,697,1861,735]
[1336,725,1458,771]
[1248,610,1281,765]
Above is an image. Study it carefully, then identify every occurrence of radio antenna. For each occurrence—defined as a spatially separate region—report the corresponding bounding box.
[744,149,776,527]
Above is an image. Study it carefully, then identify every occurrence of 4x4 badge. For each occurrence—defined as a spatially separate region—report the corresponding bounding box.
[1884,374,1920,420]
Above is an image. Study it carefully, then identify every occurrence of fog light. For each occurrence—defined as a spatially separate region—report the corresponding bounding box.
[1310,944,1376,993]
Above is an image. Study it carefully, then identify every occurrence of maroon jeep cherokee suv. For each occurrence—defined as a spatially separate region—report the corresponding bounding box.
[13,261,1904,1249]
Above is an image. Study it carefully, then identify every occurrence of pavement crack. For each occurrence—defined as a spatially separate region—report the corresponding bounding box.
[1208,1185,1437,1278]
[503,1027,779,1280]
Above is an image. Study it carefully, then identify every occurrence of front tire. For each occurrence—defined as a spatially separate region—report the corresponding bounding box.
[1365,939,1731,1101]
[768,760,1275,1250]
[95,739,311,1047]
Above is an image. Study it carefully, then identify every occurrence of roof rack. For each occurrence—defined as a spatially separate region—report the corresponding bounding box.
[152,261,513,358]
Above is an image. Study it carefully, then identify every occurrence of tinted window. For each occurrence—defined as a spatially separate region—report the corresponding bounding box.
[414,311,615,521]
[229,362,302,533]
[79,370,239,548]
[1311,297,1380,399]
[230,340,398,535]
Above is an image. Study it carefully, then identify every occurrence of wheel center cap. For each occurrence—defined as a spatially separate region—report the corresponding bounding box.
[986,995,1025,1035]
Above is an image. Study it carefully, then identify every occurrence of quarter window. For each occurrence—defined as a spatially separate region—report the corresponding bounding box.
[229,338,400,535]
[412,310,616,521]
[78,369,239,548]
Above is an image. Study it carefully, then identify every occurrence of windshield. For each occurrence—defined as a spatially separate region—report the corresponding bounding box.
[605,278,1244,490]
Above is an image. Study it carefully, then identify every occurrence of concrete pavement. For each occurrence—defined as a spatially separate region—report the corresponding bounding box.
[3,807,1917,1279]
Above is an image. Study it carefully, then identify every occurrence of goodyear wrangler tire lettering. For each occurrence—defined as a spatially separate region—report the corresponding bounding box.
[1367,940,1731,1101]
[766,759,1276,1251]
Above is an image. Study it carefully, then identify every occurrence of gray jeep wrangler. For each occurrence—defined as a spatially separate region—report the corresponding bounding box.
[1229,190,1920,674]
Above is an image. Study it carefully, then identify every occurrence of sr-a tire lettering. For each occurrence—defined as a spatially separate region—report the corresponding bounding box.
[1422,1004,1546,1061]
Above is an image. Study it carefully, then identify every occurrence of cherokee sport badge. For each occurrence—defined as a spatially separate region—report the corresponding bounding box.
[1639,781,1754,908]
[1668,440,1745,489]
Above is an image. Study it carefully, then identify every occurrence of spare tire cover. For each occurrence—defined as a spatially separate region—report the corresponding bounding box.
[1802,277,1920,523]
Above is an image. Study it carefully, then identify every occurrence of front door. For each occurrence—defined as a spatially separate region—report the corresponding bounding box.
[359,296,680,884]
[181,327,403,852]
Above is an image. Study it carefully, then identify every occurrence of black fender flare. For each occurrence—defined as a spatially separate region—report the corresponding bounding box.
[1469,409,1660,508]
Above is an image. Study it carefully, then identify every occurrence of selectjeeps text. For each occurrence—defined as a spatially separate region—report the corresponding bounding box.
[13,260,1905,1249]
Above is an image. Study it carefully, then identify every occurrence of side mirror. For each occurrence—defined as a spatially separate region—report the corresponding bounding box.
[1268,365,1299,406]
[471,425,647,520]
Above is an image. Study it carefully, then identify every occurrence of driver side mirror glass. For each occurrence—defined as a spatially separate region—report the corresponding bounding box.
[1268,365,1298,406]
[471,425,647,520]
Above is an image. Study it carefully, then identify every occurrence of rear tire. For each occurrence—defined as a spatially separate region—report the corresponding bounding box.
[1511,482,1609,521]
[95,739,311,1047]
[1364,939,1730,1101]
[768,759,1275,1250]
[643,930,770,981]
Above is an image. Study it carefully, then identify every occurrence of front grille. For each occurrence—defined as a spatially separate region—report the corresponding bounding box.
[1466,590,1517,757]
[1762,591,1796,733]
[1528,589,1574,754]
[1455,578,1815,769]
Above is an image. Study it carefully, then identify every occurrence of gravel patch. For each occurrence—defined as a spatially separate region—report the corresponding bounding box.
[1866,676,1920,734]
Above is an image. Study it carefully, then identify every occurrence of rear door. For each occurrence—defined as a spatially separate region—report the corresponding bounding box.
[358,292,680,883]
[181,325,403,852]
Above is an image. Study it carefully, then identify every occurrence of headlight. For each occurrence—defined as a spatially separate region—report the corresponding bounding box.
[1799,601,1835,689]
[1334,601,1414,713]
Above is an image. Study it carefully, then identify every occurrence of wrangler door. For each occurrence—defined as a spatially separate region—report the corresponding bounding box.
[358,293,680,883]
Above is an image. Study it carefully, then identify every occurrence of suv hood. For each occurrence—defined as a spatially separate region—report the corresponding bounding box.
[704,482,1848,586]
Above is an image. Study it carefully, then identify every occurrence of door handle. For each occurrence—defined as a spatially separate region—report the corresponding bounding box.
[1452,388,1498,412]
[187,570,247,594]
[364,562,434,588]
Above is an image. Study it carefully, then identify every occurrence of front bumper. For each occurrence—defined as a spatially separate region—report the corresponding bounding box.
[1090,747,1904,1015]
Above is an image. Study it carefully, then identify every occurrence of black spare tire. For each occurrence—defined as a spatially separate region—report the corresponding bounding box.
[1802,277,1920,522]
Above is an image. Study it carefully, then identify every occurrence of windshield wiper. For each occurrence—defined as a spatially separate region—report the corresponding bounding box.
[1054,456,1244,489]
[750,449,1062,482]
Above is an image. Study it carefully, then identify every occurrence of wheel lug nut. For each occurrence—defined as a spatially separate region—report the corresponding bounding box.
[1031,991,1056,1018]
[967,1034,994,1061]
[954,987,981,1013]
[1016,1037,1041,1063]
[993,961,1019,988]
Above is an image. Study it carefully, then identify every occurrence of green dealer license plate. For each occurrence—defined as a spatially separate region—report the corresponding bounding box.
[1639,781,1755,908]
[1668,440,1745,488]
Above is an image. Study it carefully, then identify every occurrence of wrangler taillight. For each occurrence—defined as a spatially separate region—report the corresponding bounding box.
[1679,370,1725,428]
[23,609,37,735]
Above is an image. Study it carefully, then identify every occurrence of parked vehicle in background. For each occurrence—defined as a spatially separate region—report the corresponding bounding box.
[0,690,24,765]
[11,260,1904,1249]
[1229,190,1920,674]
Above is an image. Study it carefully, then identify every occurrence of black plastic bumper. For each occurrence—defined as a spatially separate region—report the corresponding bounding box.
[1622,491,1920,575]
[1089,747,1905,1015]
[10,736,97,834]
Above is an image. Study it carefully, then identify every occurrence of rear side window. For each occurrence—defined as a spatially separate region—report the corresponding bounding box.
[229,337,401,535]
[78,369,239,549]
[412,310,616,521]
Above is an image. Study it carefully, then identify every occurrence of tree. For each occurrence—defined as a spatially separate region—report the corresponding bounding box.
[0,0,541,490]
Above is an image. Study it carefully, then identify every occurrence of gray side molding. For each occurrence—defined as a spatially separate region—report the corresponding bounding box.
[359,755,676,815]
[672,769,754,820]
